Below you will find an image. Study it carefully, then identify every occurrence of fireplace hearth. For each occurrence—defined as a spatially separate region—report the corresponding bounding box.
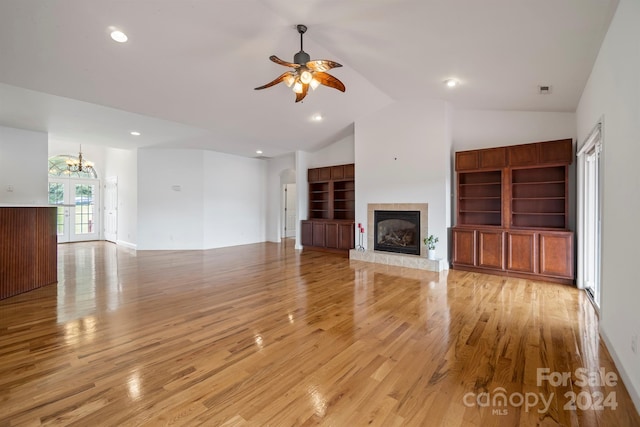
[374,210,420,255]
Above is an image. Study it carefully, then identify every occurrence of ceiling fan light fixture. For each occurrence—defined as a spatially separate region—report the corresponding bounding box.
[254,24,345,102]
[284,74,295,87]
[300,69,313,84]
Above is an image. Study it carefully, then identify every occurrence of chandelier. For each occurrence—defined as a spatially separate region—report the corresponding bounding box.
[66,145,95,174]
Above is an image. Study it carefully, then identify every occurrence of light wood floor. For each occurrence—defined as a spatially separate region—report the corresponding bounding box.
[0,241,638,426]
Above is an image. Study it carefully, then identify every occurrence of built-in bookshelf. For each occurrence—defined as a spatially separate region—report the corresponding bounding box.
[309,182,330,219]
[302,163,355,254]
[511,166,567,229]
[333,180,355,220]
[452,139,575,284]
[458,170,502,226]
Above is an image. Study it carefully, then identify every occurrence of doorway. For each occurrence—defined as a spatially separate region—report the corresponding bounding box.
[104,177,118,243]
[578,123,602,308]
[48,178,101,243]
[283,183,297,239]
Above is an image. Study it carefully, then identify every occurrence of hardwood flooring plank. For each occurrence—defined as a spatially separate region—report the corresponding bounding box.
[0,241,638,426]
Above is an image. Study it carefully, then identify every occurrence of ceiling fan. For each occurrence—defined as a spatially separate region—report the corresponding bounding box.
[255,24,346,103]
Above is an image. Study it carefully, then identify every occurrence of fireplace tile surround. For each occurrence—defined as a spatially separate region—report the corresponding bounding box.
[349,203,448,272]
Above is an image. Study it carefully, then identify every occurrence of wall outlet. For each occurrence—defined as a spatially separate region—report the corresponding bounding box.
[6,184,14,192]
[632,334,638,355]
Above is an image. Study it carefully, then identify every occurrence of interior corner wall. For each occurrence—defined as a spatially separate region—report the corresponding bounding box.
[137,148,205,250]
[103,147,138,247]
[354,99,452,259]
[308,134,355,168]
[452,109,576,151]
[0,125,48,204]
[576,0,640,410]
[266,153,295,242]
[202,151,267,248]
[294,150,310,250]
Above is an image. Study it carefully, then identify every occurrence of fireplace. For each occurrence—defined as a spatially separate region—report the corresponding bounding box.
[374,210,420,255]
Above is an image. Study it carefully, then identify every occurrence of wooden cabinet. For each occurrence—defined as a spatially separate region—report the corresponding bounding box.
[507,231,536,273]
[453,139,575,284]
[303,163,355,254]
[539,232,573,279]
[452,228,476,266]
[301,219,354,254]
[477,230,505,270]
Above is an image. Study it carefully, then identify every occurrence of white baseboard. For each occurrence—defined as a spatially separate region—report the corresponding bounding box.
[116,240,137,250]
[600,326,640,413]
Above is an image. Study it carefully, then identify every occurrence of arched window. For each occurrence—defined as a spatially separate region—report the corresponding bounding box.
[48,155,98,179]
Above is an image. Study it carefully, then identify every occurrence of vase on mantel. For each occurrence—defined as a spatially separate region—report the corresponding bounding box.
[428,249,436,260]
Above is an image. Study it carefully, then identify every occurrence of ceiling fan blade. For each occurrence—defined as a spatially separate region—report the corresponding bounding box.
[295,84,309,103]
[270,55,300,68]
[254,71,294,90]
[313,72,346,92]
[306,60,342,72]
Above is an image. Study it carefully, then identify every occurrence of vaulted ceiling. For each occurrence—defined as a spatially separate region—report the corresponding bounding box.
[0,0,618,158]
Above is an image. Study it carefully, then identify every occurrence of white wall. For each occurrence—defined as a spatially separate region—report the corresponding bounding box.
[103,147,137,247]
[453,110,576,151]
[137,148,267,250]
[355,99,452,259]
[265,153,295,242]
[0,125,48,204]
[576,0,640,410]
[308,134,355,168]
[295,150,310,250]
[137,149,204,250]
[203,150,266,248]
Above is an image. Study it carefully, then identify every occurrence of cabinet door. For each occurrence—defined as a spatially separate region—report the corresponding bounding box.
[312,222,326,247]
[539,139,573,164]
[325,223,338,248]
[477,230,505,270]
[331,165,344,180]
[318,167,331,181]
[455,151,479,171]
[344,163,355,179]
[338,222,355,250]
[308,168,319,182]
[301,221,313,246]
[452,228,476,266]
[507,231,536,273]
[479,147,507,169]
[508,144,538,166]
[539,232,574,278]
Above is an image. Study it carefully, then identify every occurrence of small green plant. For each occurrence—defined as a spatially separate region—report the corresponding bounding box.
[424,235,439,250]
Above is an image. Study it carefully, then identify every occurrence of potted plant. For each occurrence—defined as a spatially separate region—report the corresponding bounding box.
[424,235,439,260]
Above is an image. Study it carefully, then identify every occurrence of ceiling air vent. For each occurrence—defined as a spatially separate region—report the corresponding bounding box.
[538,85,552,94]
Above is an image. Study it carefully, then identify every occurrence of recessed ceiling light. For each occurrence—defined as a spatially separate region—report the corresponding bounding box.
[256,150,263,154]
[110,30,128,43]
[444,78,458,88]
[312,113,323,122]
[130,131,141,136]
